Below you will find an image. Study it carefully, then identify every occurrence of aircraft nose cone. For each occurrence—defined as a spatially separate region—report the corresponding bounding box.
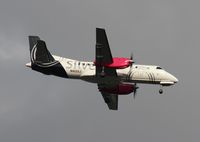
[173,76,178,83]
[170,74,178,83]
[26,62,32,68]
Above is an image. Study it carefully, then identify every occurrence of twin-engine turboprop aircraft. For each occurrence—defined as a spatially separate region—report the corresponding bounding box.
[26,28,178,110]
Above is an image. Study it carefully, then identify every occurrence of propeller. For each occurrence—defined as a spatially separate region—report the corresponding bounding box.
[129,52,134,67]
[127,52,134,81]
[133,83,139,99]
[130,52,133,60]
[128,52,139,99]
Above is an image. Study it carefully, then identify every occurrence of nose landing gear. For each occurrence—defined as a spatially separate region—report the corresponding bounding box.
[159,85,163,94]
[159,89,163,94]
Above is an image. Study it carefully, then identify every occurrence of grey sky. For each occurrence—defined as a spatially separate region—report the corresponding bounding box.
[0,0,198,142]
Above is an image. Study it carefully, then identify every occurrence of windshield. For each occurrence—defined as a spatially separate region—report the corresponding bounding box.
[156,66,162,69]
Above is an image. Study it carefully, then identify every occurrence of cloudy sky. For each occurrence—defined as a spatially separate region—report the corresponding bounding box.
[0,0,198,142]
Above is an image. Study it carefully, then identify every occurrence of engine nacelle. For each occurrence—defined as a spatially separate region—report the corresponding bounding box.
[100,84,135,95]
[95,57,132,69]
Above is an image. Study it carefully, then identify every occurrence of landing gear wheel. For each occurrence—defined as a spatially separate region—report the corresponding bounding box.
[159,89,163,94]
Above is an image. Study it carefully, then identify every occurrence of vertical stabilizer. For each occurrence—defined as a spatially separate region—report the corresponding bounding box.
[29,36,40,52]
[28,36,55,64]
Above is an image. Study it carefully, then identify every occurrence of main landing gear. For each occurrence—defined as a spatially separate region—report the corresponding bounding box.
[100,71,105,77]
[100,66,106,77]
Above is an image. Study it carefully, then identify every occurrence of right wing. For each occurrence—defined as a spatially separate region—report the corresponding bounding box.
[95,28,117,77]
[96,28,113,65]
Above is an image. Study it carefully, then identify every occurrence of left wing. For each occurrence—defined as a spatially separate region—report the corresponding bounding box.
[100,91,118,110]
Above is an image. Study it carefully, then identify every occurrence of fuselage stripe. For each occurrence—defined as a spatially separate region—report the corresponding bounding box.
[149,73,153,83]
[152,73,155,82]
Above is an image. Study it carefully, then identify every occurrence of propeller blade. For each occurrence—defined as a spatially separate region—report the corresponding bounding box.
[127,52,135,81]
[133,91,136,99]
[129,52,134,67]
[133,84,139,99]
[130,52,133,60]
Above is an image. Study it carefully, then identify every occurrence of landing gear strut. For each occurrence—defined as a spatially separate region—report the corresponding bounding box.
[100,67,105,77]
[100,71,105,77]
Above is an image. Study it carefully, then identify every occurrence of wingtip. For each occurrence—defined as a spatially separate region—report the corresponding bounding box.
[96,27,105,31]
[28,35,40,39]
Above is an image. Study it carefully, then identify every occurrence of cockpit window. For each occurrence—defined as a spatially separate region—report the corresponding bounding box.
[156,66,162,69]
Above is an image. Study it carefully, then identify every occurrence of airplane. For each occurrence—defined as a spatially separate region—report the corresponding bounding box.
[26,28,178,110]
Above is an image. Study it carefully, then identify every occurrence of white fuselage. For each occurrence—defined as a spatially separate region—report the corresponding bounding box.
[52,55,178,86]
[27,32,178,110]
